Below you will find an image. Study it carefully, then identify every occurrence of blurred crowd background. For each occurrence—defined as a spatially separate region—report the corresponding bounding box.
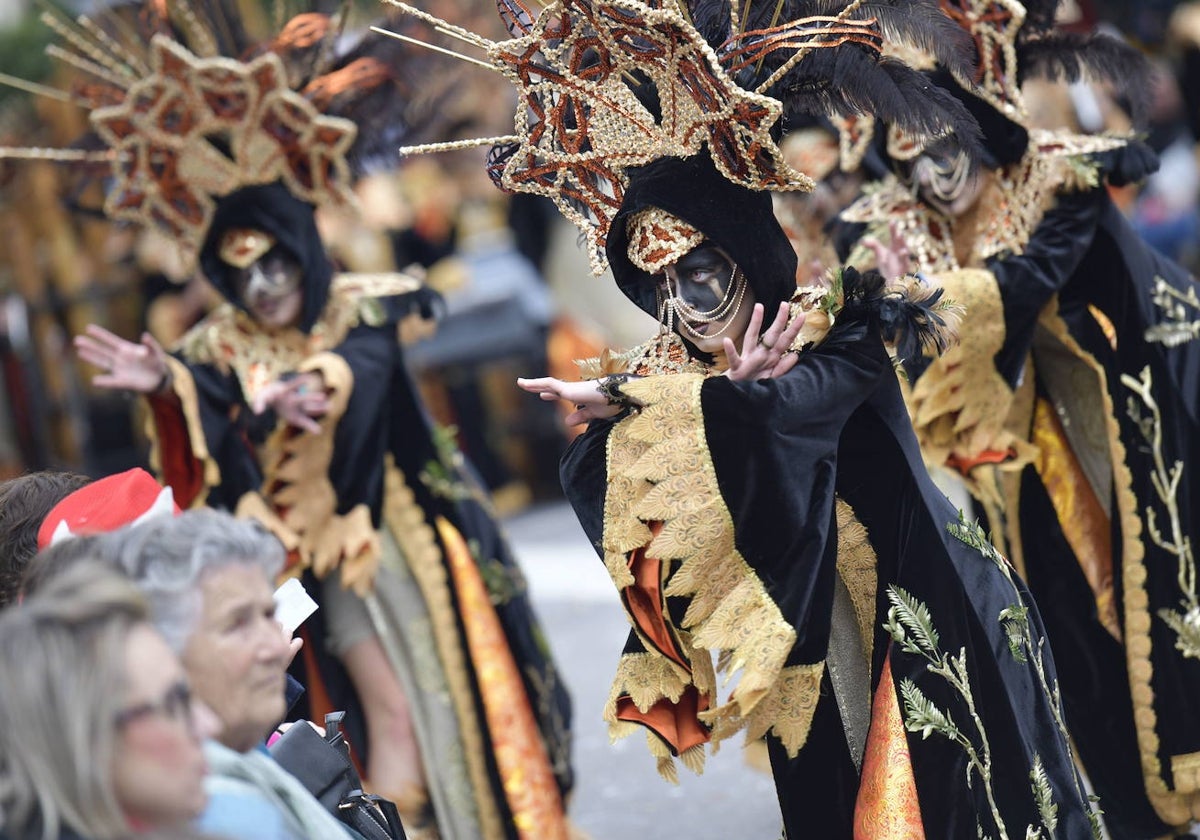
[0,0,1196,513]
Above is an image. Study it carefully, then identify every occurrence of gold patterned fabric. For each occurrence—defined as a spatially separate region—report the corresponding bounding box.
[853,659,926,838]
[1031,396,1120,641]
[625,209,706,275]
[600,373,811,777]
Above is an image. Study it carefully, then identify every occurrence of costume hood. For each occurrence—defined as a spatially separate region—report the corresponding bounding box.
[199,182,334,334]
[607,154,799,319]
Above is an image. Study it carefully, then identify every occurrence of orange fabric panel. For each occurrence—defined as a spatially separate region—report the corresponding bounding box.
[1031,397,1119,641]
[946,447,1016,476]
[854,657,926,839]
[437,517,569,840]
[615,686,712,755]
[623,522,689,669]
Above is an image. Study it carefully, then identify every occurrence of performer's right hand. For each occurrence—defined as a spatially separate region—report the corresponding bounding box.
[250,373,329,434]
[75,325,170,394]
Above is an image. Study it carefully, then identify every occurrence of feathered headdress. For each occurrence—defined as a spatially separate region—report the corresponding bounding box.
[382,0,984,274]
[0,0,446,269]
[854,0,1152,168]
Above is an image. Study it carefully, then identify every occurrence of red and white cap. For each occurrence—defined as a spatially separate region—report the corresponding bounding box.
[37,468,180,550]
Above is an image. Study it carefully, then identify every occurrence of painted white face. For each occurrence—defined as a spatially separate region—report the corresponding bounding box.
[912,151,985,218]
[233,248,304,329]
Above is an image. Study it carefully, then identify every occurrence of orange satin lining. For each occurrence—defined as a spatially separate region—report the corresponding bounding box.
[946,447,1016,476]
[623,522,689,669]
[618,521,712,754]
[854,657,926,838]
[437,517,569,839]
[616,686,712,754]
[1031,398,1120,641]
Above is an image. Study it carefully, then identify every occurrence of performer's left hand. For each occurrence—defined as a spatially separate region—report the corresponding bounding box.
[724,301,806,381]
[860,220,911,280]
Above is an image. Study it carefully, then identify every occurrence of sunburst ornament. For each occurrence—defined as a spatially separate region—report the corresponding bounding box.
[383,0,908,274]
[88,36,356,267]
[939,0,1028,123]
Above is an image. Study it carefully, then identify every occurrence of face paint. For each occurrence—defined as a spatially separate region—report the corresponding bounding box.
[664,245,737,312]
[233,248,304,328]
[909,150,982,218]
[656,244,749,347]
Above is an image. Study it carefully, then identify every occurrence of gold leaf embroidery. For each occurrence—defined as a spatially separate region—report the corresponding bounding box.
[600,373,802,773]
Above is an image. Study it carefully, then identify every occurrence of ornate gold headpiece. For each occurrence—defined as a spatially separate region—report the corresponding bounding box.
[381,0,983,274]
[0,2,425,271]
[938,0,1029,123]
[626,208,705,274]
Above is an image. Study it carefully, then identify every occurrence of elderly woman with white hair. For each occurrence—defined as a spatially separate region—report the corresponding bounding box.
[108,508,358,840]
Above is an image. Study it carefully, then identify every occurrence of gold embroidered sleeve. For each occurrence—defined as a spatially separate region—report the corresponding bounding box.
[257,350,381,596]
[143,356,222,507]
[907,268,1037,473]
[605,375,800,746]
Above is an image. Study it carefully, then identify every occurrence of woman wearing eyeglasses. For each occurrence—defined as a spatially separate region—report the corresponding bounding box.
[0,561,216,840]
[106,507,358,840]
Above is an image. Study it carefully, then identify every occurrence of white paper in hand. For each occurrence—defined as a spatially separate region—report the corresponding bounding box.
[274,577,318,634]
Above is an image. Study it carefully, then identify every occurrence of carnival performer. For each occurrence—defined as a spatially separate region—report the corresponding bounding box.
[524,148,1111,838]
[836,2,1200,836]
[0,2,574,838]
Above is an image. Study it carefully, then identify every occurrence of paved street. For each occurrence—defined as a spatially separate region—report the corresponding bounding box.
[503,503,782,840]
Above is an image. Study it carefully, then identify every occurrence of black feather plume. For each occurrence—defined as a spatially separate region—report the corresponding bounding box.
[1017,32,1154,127]
[840,266,958,360]
[772,54,983,164]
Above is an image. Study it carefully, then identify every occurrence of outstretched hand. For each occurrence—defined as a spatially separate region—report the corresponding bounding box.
[251,373,329,434]
[75,325,169,394]
[516,376,622,426]
[860,220,911,280]
[723,301,806,381]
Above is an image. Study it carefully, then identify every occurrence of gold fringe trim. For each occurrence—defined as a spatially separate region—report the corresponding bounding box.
[381,462,505,840]
[603,652,692,719]
[908,268,1038,506]
[601,374,799,773]
[1037,304,1200,826]
[736,662,825,757]
[144,356,221,503]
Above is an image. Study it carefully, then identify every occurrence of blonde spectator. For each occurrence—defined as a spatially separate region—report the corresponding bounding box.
[0,562,213,839]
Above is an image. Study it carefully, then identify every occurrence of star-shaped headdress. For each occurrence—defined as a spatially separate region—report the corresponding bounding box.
[0,1,440,269]
[381,0,982,274]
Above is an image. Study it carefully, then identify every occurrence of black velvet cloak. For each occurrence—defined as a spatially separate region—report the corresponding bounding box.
[145,184,574,840]
[559,155,1100,838]
[847,174,1200,835]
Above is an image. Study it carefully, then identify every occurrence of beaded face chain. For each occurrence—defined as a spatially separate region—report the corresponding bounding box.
[910,149,973,204]
[656,264,749,343]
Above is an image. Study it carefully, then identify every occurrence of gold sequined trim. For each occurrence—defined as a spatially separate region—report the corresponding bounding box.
[625,208,705,275]
[255,351,383,594]
[835,499,877,665]
[601,374,800,772]
[381,461,505,840]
